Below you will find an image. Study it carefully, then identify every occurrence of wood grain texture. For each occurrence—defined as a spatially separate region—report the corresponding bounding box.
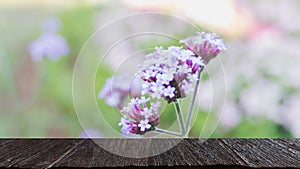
[0,139,299,168]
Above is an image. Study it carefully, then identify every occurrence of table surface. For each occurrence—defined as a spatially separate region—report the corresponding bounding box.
[0,139,299,168]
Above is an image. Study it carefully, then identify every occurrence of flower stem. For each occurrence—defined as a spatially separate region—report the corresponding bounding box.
[153,100,186,137]
[185,66,204,137]
[154,128,182,137]
[174,99,186,136]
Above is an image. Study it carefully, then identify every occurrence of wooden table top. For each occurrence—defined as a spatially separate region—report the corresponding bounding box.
[0,139,299,168]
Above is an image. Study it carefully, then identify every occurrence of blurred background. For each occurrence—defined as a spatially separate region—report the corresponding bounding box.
[0,0,300,137]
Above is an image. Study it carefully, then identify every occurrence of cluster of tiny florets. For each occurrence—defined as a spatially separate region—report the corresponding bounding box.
[141,46,204,103]
[119,97,160,135]
[180,32,227,64]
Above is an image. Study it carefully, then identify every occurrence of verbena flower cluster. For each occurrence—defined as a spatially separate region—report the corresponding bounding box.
[119,97,160,135]
[99,32,226,135]
[141,46,204,103]
[29,18,69,62]
[180,32,227,64]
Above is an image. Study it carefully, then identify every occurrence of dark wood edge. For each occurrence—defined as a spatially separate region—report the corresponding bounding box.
[0,138,299,168]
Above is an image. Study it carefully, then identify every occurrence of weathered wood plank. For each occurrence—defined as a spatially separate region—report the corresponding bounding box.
[0,139,299,168]
[0,139,85,168]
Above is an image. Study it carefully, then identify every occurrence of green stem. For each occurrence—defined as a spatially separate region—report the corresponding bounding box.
[185,66,204,137]
[174,99,186,136]
[154,128,182,137]
[153,100,186,137]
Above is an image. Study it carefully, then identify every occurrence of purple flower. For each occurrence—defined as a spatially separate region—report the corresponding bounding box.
[29,34,69,62]
[98,74,142,109]
[29,18,69,62]
[41,17,61,34]
[180,32,227,64]
[79,128,102,138]
[141,46,204,103]
[119,97,160,135]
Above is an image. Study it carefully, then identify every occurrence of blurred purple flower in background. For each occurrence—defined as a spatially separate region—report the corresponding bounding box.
[29,17,69,62]
[41,17,61,34]
[29,34,69,62]
[219,100,241,130]
[281,93,300,137]
[79,128,102,138]
[98,74,142,109]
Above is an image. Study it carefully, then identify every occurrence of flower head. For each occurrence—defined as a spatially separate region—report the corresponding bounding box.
[119,97,160,135]
[138,119,151,132]
[180,32,226,64]
[141,46,204,102]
